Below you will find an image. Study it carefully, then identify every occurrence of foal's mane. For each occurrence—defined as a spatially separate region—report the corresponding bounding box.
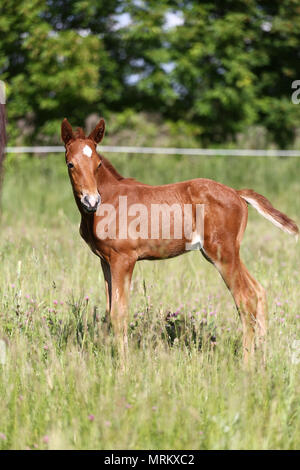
[75,127,134,182]
[100,155,126,181]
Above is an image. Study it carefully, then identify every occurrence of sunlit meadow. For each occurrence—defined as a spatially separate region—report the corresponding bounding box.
[0,152,299,450]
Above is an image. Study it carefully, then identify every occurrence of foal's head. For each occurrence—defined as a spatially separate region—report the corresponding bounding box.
[61,118,105,213]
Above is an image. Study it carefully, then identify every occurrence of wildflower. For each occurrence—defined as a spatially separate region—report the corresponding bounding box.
[85,296,89,301]
[43,435,49,444]
[0,433,6,440]
[152,406,157,411]
[125,403,132,409]
[104,420,111,427]
[88,414,95,421]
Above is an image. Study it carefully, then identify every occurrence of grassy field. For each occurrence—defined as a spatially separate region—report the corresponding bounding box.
[0,152,299,450]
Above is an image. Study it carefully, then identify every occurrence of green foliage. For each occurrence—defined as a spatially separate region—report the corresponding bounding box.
[1,1,300,144]
[165,0,300,145]
[0,0,123,142]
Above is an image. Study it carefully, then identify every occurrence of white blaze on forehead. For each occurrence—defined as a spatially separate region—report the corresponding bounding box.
[83,145,92,157]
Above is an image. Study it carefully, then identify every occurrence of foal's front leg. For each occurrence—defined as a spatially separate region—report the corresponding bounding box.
[100,259,111,330]
[109,255,135,363]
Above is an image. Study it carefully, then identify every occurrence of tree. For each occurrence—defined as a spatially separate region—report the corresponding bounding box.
[122,0,300,145]
[0,0,123,143]
[0,0,299,146]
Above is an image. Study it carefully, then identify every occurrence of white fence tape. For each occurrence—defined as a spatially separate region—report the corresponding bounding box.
[5,145,300,157]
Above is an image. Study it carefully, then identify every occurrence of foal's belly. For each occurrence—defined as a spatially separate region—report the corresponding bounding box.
[136,238,188,260]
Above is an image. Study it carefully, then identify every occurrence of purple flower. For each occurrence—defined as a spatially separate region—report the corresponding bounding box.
[43,435,49,444]
[88,414,95,421]
[0,433,6,440]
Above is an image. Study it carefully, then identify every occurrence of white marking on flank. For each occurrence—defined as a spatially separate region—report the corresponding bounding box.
[185,232,203,251]
[83,145,92,157]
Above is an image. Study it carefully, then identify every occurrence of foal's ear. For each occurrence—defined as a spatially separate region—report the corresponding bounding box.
[61,118,74,146]
[88,118,105,144]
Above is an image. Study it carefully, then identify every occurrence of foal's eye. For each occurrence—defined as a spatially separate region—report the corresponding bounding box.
[97,161,102,169]
[67,162,74,169]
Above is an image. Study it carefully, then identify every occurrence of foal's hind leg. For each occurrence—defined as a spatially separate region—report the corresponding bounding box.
[221,258,267,363]
[202,246,267,363]
[240,262,268,358]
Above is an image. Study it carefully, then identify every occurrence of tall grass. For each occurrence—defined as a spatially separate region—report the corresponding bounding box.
[0,152,299,449]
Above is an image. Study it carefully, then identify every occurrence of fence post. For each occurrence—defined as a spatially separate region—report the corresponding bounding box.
[0,81,6,212]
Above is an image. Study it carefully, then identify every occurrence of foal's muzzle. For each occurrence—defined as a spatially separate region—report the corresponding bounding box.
[81,193,101,213]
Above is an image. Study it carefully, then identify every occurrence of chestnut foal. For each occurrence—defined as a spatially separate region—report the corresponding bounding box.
[61,118,298,363]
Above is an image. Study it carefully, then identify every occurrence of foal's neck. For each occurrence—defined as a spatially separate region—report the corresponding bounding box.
[97,159,121,188]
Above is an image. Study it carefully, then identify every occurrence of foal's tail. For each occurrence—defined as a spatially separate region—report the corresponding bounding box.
[237,189,299,238]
